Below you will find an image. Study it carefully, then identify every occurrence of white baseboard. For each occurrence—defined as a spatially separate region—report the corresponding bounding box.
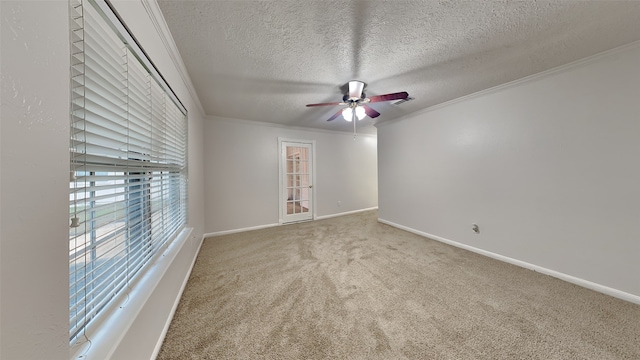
[377,218,640,305]
[204,207,379,238]
[151,234,205,359]
[204,222,281,238]
[315,207,378,221]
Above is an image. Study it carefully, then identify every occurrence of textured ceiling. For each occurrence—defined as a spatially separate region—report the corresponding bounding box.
[157,0,640,134]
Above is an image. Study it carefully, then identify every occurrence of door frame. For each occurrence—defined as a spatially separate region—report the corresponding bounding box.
[278,137,316,224]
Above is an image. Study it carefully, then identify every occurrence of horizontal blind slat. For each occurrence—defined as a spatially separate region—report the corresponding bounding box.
[69,0,187,343]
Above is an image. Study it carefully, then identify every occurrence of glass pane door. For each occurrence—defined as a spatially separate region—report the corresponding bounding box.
[281,140,313,223]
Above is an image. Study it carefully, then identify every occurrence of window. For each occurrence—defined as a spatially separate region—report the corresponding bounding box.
[69,0,187,341]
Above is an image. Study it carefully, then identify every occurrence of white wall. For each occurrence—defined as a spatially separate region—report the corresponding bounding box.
[0,1,206,359]
[377,42,640,301]
[1,2,70,358]
[204,117,378,233]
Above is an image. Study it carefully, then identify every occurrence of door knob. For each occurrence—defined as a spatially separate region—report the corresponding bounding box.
[309,185,313,188]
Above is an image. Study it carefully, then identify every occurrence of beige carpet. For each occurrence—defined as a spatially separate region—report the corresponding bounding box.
[158,211,640,359]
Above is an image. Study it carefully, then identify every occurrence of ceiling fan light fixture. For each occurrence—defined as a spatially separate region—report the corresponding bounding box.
[342,107,353,121]
[355,106,366,120]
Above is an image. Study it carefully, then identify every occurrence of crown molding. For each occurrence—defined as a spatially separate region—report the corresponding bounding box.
[140,0,206,117]
[376,40,640,129]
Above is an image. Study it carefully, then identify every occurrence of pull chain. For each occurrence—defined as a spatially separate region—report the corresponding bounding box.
[353,109,357,139]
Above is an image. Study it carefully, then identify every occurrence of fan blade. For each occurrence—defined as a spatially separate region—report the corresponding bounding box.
[362,104,380,118]
[326,109,344,122]
[306,101,345,107]
[367,91,409,103]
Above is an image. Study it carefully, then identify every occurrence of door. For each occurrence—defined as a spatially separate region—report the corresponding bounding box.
[279,139,314,223]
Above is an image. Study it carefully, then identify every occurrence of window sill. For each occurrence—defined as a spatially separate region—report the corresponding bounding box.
[71,227,193,360]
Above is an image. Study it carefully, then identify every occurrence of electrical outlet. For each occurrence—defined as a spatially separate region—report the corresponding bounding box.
[337,201,342,207]
[472,224,479,234]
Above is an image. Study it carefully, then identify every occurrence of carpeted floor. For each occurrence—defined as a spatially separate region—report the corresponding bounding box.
[158,211,640,359]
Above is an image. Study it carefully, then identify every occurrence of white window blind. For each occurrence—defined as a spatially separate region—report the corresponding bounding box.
[69,0,187,341]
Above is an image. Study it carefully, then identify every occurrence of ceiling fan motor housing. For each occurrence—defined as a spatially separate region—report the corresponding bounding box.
[348,80,366,101]
[343,93,366,103]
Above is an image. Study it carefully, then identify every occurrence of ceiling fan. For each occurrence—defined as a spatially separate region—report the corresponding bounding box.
[306,80,409,123]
